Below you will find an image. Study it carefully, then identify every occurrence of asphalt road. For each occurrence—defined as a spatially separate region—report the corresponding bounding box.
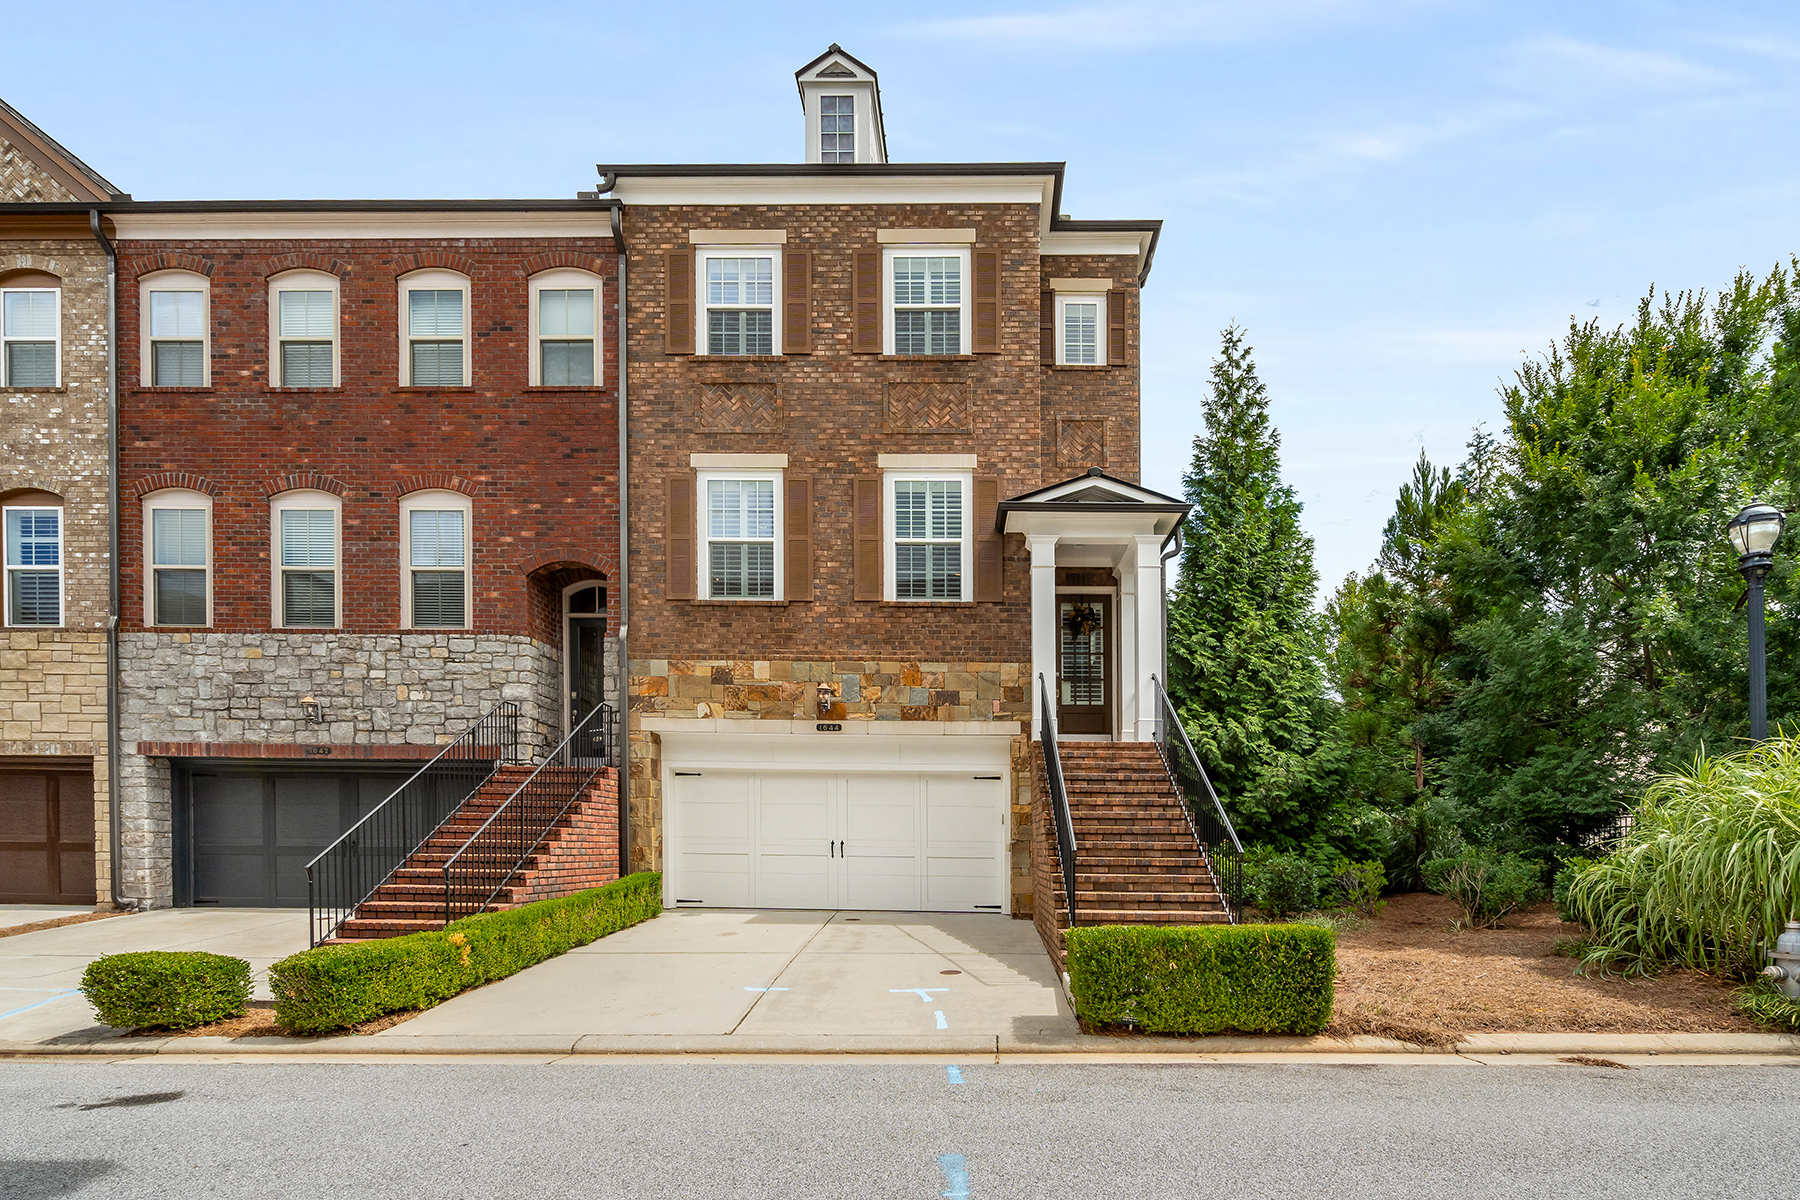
[4,1061,1796,1199]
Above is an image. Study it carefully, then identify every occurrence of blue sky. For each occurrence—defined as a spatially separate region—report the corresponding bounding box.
[10,1,1799,593]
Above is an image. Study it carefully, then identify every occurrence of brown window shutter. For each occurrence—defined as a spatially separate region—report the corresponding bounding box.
[972,250,1000,353]
[665,250,695,355]
[974,477,1002,602]
[665,474,695,599]
[853,476,882,600]
[1040,289,1056,365]
[784,476,813,601]
[852,248,882,354]
[1107,288,1128,366]
[783,250,812,355]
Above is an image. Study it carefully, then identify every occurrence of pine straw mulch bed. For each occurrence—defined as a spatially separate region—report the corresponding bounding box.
[1326,892,1754,1046]
[125,1002,422,1040]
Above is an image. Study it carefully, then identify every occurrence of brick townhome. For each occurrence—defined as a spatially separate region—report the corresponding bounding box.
[614,48,1184,922]
[0,100,127,906]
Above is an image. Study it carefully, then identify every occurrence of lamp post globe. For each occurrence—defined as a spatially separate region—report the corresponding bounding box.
[1728,500,1786,743]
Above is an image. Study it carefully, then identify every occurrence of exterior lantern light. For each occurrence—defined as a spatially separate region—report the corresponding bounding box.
[1726,500,1786,743]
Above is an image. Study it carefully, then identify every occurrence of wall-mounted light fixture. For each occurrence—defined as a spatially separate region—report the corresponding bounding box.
[301,695,324,725]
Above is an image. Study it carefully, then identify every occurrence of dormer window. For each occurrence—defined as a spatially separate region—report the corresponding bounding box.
[820,95,855,163]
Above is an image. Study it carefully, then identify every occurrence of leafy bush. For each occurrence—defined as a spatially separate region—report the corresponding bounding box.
[1567,737,1800,976]
[1245,851,1322,919]
[1381,797,1468,893]
[81,951,251,1031]
[1326,860,1387,918]
[1422,848,1543,928]
[1066,923,1336,1035]
[272,873,661,1034]
[1553,855,1597,923]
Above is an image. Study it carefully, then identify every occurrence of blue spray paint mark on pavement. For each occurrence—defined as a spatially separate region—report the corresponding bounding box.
[0,991,79,1022]
[938,1154,970,1198]
[891,988,949,1002]
[935,1010,948,1029]
[945,1065,964,1085]
[743,987,790,992]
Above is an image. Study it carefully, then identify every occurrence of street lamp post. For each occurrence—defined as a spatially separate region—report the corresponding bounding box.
[1727,500,1787,742]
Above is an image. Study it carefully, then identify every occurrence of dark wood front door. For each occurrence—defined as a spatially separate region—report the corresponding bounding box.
[1057,596,1111,736]
[0,766,95,904]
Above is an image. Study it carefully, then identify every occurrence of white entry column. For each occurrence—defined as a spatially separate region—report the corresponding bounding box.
[1132,534,1165,741]
[1116,562,1137,740]
[1029,535,1059,738]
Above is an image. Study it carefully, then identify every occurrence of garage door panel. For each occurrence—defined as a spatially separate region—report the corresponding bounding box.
[194,848,269,907]
[675,856,753,906]
[0,791,46,840]
[758,858,832,908]
[758,774,831,846]
[273,776,346,847]
[677,774,751,847]
[843,860,921,911]
[0,850,48,897]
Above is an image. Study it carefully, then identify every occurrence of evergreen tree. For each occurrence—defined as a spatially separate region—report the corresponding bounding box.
[1168,325,1338,847]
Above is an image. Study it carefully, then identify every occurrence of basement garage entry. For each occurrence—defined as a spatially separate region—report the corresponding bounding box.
[172,762,415,907]
[0,761,96,905]
[660,729,1014,913]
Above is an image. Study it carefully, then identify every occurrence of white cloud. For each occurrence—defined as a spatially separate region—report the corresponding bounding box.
[895,0,1434,50]
[1498,35,1734,97]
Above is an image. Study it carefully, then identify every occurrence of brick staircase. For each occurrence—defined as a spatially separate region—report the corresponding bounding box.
[331,764,620,941]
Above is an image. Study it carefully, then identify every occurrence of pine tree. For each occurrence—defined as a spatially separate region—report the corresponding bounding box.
[1168,325,1337,846]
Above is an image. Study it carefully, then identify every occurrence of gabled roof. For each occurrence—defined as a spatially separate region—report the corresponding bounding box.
[1001,467,1187,508]
[0,97,126,202]
[793,44,887,163]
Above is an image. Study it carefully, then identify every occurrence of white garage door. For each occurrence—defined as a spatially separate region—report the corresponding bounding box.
[669,771,1007,913]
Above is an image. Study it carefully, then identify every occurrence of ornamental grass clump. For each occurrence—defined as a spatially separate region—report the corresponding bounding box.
[1565,735,1800,977]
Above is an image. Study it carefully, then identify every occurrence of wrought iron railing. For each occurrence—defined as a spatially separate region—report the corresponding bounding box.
[1037,673,1079,928]
[1149,674,1244,923]
[442,702,616,923]
[305,701,520,946]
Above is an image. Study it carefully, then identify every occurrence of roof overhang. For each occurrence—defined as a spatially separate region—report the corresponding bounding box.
[0,199,621,241]
[997,469,1191,539]
[0,98,126,201]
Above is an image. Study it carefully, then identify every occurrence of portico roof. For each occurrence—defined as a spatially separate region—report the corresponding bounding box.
[996,468,1191,538]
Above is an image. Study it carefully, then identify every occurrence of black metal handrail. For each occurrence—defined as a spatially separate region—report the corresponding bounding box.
[442,701,616,923]
[1149,674,1244,924]
[1038,672,1079,928]
[305,701,520,946]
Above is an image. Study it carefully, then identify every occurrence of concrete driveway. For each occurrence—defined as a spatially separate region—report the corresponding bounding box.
[376,909,1078,1050]
[0,908,309,1046]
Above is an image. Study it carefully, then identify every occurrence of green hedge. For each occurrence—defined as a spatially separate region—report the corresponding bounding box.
[271,872,662,1035]
[81,951,252,1031]
[1066,923,1336,1035]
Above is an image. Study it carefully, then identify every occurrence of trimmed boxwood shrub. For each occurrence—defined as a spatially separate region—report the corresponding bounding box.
[81,951,252,1031]
[1066,923,1336,1035]
[271,872,662,1034]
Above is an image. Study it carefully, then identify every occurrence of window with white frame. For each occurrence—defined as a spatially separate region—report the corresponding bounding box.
[1058,293,1103,365]
[401,491,471,629]
[698,472,781,599]
[820,95,855,162]
[399,270,470,387]
[272,491,340,628]
[887,250,967,356]
[2,284,59,387]
[4,502,61,626]
[529,270,599,386]
[144,489,210,627]
[270,270,338,387]
[141,270,209,387]
[702,252,777,356]
[887,474,969,601]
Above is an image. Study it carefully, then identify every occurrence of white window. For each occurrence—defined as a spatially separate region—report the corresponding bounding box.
[885,248,969,356]
[269,270,339,387]
[398,270,471,387]
[144,489,211,627]
[2,285,59,387]
[141,270,210,387]
[885,472,971,601]
[271,491,341,628]
[820,94,855,162]
[697,471,782,600]
[700,250,780,356]
[4,503,62,626]
[1058,293,1103,365]
[400,490,471,629]
[528,269,600,386]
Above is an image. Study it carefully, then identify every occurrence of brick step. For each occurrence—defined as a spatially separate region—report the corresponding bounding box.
[1068,805,1190,819]
[1077,853,1211,867]
[1074,873,1219,889]
[338,917,454,936]
[1068,909,1232,925]
[1073,891,1222,908]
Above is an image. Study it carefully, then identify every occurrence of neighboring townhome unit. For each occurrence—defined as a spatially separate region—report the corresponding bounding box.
[109,200,625,916]
[609,47,1177,928]
[0,97,128,908]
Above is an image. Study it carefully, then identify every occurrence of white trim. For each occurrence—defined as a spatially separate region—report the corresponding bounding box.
[562,578,609,736]
[689,229,787,244]
[139,269,210,387]
[876,453,976,469]
[0,286,61,388]
[1048,277,1113,292]
[398,489,473,630]
[111,212,618,240]
[2,503,64,628]
[691,453,788,468]
[1056,291,1105,366]
[1042,231,1148,257]
[876,228,976,244]
[612,176,1054,210]
[398,268,472,387]
[694,244,782,357]
[641,718,1023,736]
[695,469,784,601]
[269,489,343,630]
[883,469,973,603]
[141,488,211,628]
[267,269,340,388]
[527,267,603,388]
[882,245,971,357]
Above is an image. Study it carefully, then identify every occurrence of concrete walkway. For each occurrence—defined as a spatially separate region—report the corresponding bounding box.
[373,909,1077,1050]
[0,908,309,1046]
[0,905,94,931]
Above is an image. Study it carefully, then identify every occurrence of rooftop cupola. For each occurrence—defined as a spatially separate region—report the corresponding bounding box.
[795,45,886,164]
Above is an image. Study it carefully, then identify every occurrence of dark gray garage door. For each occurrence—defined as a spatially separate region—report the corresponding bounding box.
[0,764,95,905]
[176,765,413,907]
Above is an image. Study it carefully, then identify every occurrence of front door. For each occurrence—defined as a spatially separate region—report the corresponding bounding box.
[565,583,608,759]
[1058,596,1111,735]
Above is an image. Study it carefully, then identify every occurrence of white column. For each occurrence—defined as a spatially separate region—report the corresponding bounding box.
[1133,534,1164,742]
[1028,535,1059,738]
[1116,562,1137,740]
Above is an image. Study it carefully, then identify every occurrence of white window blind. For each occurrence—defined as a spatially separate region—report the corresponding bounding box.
[892,257,961,355]
[409,509,467,627]
[705,479,775,598]
[278,289,335,387]
[893,480,962,600]
[149,290,205,386]
[151,507,207,626]
[5,508,61,626]
[539,288,595,385]
[705,258,774,356]
[408,289,464,386]
[1063,301,1098,365]
[2,291,57,387]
